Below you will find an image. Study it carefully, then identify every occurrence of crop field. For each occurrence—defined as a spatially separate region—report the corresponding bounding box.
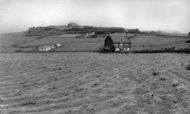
[0,53,190,114]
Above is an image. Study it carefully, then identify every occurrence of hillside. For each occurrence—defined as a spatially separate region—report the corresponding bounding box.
[0,32,39,52]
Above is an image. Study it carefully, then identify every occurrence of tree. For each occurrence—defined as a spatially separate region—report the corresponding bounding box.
[188,32,190,38]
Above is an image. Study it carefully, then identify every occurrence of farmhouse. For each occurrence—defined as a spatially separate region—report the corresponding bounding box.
[104,33,131,52]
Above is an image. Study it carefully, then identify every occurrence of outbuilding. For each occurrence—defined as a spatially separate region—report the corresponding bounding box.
[104,33,131,52]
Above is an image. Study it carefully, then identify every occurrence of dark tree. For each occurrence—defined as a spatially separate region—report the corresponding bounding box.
[188,32,190,38]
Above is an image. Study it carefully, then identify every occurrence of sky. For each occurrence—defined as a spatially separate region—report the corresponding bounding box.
[0,0,189,34]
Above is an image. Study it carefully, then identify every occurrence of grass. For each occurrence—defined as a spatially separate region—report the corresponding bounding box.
[0,53,190,113]
[186,64,190,70]
[131,34,188,48]
[0,32,190,53]
[0,32,39,52]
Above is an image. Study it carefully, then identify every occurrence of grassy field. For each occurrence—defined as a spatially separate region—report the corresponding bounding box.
[130,34,189,51]
[0,32,190,52]
[0,53,190,113]
[0,32,39,52]
[0,32,106,52]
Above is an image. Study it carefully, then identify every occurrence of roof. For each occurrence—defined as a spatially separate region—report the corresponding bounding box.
[110,33,129,43]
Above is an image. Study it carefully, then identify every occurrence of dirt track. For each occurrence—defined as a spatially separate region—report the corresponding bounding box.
[0,53,190,114]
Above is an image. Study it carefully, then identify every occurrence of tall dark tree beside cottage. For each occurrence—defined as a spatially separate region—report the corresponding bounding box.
[104,35,114,52]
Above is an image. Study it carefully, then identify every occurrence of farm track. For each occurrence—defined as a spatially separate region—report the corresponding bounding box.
[0,53,190,114]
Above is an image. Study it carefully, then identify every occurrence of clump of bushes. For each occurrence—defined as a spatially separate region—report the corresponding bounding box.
[152,71,160,76]
[186,64,190,71]
[186,40,190,43]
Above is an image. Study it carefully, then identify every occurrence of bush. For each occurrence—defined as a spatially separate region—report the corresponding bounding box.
[186,40,190,43]
[97,46,106,53]
[186,64,190,70]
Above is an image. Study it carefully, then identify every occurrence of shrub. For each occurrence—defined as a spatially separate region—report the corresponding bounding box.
[97,46,106,53]
[186,64,190,70]
[152,72,160,76]
[186,40,190,43]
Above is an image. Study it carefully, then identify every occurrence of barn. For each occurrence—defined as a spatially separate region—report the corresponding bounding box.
[104,33,131,52]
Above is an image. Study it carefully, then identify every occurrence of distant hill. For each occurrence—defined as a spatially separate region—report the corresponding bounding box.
[25,23,125,36]
[148,31,187,37]
[125,29,188,38]
[0,23,190,53]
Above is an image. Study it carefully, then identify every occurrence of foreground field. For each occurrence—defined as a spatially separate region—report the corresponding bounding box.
[0,53,190,114]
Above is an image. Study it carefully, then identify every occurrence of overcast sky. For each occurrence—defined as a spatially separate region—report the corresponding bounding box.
[0,0,189,34]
